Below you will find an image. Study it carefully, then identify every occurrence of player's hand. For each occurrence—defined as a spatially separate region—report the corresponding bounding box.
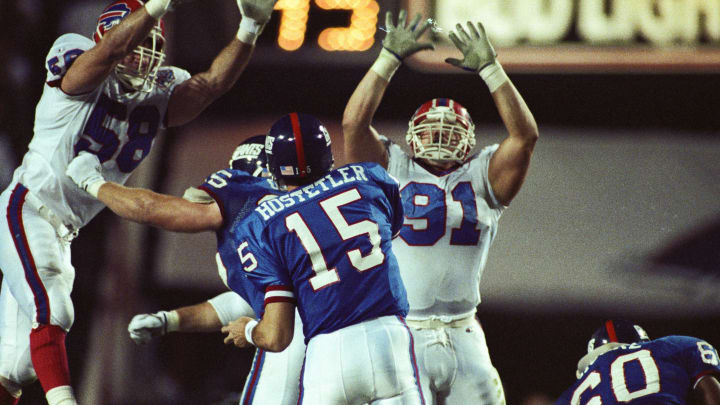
[445,21,497,73]
[222,316,253,348]
[65,152,105,195]
[127,312,169,345]
[144,0,196,19]
[236,0,278,27]
[381,9,434,60]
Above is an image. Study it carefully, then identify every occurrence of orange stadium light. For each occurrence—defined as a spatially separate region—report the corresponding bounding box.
[316,0,379,51]
[275,0,311,51]
[274,0,379,51]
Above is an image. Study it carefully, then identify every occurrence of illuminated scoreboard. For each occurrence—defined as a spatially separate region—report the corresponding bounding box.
[270,0,379,51]
[403,0,720,73]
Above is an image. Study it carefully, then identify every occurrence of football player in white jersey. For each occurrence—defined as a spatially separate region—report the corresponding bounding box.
[0,0,278,404]
[342,10,539,405]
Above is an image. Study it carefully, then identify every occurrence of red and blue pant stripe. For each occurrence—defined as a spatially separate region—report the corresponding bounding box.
[6,183,51,325]
[240,348,266,405]
[399,316,427,405]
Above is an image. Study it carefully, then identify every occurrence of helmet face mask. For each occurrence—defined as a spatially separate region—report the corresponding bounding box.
[229,135,270,178]
[406,99,476,163]
[94,0,167,92]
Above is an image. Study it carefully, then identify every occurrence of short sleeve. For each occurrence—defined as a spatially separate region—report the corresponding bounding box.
[182,187,215,204]
[672,336,720,387]
[238,221,296,308]
[45,34,95,84]
[156,66,191,95]
[378,135,408,177]
[468,144,505,210]
[367,163,404,237]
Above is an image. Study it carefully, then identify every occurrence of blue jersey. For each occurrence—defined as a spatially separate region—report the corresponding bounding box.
[556,336,720,405]
[198,169,282,317]
[232,162,407,342]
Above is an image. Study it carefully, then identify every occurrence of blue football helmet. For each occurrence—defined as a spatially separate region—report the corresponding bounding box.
[265,113,334,185]
[587,319,650,353]
[229,135,269,178]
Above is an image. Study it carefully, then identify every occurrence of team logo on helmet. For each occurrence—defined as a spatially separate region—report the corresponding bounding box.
[94,2,134,42]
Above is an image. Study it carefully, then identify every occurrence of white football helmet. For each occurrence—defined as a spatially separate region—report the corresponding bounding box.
[406,98,476,162]
[94,0,167,92]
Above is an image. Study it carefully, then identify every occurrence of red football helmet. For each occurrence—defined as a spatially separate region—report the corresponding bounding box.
[94,0,166,92]
[406,98,476,162]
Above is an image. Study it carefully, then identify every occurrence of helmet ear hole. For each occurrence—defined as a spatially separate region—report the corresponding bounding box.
[407,98,476,162]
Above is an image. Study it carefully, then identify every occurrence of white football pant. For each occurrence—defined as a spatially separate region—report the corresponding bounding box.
[0,183,75,386]
[408,317,505,405]
[300,315,425,405]
[239,311,306,405]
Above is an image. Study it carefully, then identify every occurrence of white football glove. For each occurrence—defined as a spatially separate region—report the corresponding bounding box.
[128,311,177,345]
[445,21,497,73]
[65,152,106,198]
[381,9,434,61]
[144,0,193,19]
[237,0,277,26]
[445,21,509,92]
[235,0,277,43]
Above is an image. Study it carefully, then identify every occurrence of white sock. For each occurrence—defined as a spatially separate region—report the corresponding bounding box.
[46,385,77,405]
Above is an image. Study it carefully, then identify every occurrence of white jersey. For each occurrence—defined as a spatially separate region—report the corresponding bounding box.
[383,137,504,321]
[11,33,190,229]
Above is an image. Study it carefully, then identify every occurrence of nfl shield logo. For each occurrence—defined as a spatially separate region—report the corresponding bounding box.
[280,166,295,176]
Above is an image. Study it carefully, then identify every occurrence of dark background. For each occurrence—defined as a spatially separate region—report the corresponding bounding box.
[1,0,719,404]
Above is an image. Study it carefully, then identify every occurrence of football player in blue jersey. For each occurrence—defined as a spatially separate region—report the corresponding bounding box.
[65,136,306,405]
[556,319,720,405]
[222,113,426,404]
[0,0,278,403]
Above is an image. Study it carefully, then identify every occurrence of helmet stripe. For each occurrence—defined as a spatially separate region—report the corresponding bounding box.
[605,320,618,342]
[289,113,307,177]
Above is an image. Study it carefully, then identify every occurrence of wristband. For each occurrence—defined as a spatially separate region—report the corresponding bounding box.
[237,17,264,45]
[479,61,509,93]
[145,0,172,19]
[244,319,258,346]
[164,310,180,333]
[85,180,107,199]
[370,48,402,81]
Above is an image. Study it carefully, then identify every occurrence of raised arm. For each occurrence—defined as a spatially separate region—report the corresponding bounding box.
[61,0,175,95]
[222,302,295,352]
[445,22,539,206]
[342,10,434,167]
[166,0,277,127]
[66,153,222,232]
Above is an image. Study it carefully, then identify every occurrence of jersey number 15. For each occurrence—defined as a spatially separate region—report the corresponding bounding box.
[239,188,385,291]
